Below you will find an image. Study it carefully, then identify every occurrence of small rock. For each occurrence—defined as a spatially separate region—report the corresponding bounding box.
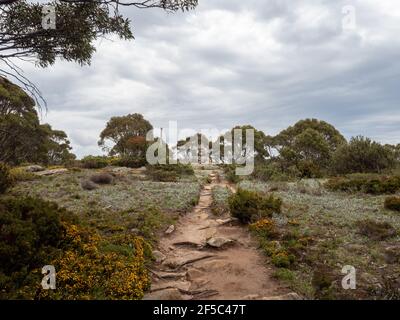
[130,228,140,234]
[153,271,187,280]
[163,253,214,269]
[165,225,175,235]
[187,268,204,280]
[151,281,191,293]
[110,167,132,174]
[153,250,166,263]
[215,217,239,225]
[81,179,98,191]
[24,165,45,172]
[143,288,185,300]
[36,168,68,176]
[206,237,234,248]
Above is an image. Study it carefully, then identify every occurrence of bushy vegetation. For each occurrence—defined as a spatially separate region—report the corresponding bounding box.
[0,196,151,299]
[384,196,400,212]
[0,162,14,194]
[249,218,279,240]
[269,119,346,178]
[251,162,299,182]
[249,218,311,271]
[325,174,400,194]
[240,180,400,299]
[0,77,76,166]
[332,136,396,174]
[9,167,38,182]
[110,156,146,168]
[223,165,241,183]
[356,219,397,240]
[90,173,114,185]
[81,156,109,169]
[146,164,194,182]
[228,188,282,223]
[221,119,400,182]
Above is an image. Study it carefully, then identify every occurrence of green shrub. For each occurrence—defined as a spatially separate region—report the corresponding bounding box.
[312,265,335,299]
[146,164,194,182]
[9,167,38,182]
[0,197,77,297]
[146,168,177,182]
[0,196,151,300]
[273,268,295,282]
[385,196,400,212]
[223,164,241,183]
[111,156,146,168]
[332,136,396,175]
[228,188,282,224]
[90,173,114,185]
[325,174,400,194]
[249,218,280,240]
[271,251,295,268]
[251,162,293,182]
[81,155,109,169]
[357,219,397,240]
[0,162,14,194]
[297,160,322,179]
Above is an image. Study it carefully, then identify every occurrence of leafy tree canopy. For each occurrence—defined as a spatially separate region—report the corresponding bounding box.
[0,0,198,97]
[98,113,153,157]
[0,76,75,165]
[271,119,346,174]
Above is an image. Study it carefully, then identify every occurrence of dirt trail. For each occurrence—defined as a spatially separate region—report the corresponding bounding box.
[144,171,295,300]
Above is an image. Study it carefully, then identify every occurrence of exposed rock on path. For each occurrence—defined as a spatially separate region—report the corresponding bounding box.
[144,169,293,300]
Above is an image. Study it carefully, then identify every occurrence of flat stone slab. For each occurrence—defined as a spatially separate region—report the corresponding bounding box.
[153,250,166,263]
[151,280,191,293]
[24,165,45,172]
[143,288,189,300]
[206,237,235,248]
[163,253,215,269]
[152,271,187,280]
[215,218,239,226]
[35,168,68,176]
[165,225,175,235]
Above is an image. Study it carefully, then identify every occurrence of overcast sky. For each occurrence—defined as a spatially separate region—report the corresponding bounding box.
[21,0,400,158]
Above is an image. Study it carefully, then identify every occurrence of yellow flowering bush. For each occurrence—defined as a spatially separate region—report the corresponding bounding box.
[40,224,151,300]
[249,218,279,239]
[271,251,295,268]
[0,196,151,300]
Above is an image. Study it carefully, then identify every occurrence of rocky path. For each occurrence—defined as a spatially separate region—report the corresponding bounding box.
[144,171,296,300]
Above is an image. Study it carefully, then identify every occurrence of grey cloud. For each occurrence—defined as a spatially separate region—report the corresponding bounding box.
[16,0,400,158]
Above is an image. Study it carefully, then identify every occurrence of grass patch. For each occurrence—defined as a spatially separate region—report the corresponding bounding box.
[240,179,400,299]
[211,185,232,216]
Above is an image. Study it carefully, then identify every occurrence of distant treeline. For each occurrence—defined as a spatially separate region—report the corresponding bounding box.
[1,77,399,180]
